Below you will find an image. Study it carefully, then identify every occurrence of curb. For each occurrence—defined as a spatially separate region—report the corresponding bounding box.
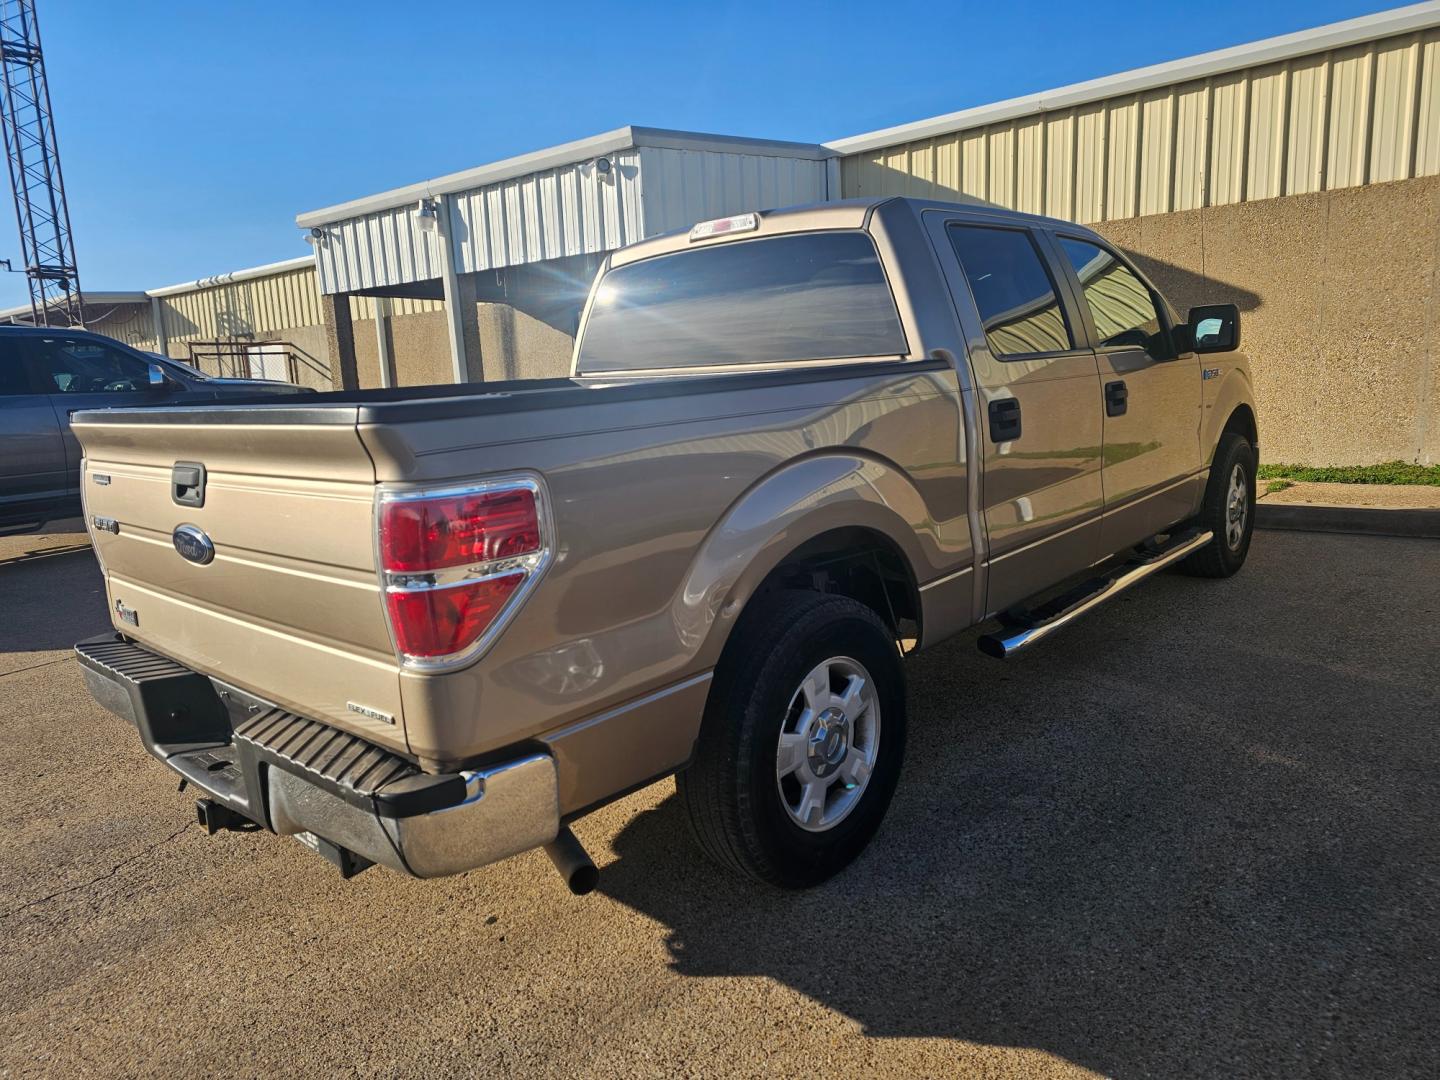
[1256,503,1440,539]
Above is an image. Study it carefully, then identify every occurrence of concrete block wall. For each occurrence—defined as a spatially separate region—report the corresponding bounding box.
[352,310,454,388]
[1098,174,1440,465]
[476,302,575,382]
[351,304,576,387]
[250,325,332,390]
[346,258,591,389]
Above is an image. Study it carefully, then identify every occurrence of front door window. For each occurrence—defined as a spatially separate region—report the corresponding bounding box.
[1055,238,1168,358]
[35,338,151,394]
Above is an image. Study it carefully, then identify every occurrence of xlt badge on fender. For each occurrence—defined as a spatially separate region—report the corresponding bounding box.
[172,524,215,565]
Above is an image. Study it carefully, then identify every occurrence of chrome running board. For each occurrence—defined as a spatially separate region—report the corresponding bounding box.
[977,528,1214,660]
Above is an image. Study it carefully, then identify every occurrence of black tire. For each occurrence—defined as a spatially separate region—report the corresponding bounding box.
[677,590,906,888]
[1180,431,1256,578]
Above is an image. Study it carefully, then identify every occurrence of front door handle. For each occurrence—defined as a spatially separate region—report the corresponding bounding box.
[1104,380,1128,417]
[988,398,1021,442]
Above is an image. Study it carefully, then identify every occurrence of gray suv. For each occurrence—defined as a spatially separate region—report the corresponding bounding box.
[0,325,310,534]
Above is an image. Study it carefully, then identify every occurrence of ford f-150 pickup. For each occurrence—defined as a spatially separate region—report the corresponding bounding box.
[72,197,1257,892]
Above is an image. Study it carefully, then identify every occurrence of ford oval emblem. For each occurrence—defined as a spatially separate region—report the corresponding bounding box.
[172,524,215,565]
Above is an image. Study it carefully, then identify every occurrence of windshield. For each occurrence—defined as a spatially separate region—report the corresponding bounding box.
[576,231,907,373]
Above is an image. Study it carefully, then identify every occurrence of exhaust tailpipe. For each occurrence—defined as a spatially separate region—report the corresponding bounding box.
[544,826,598,895]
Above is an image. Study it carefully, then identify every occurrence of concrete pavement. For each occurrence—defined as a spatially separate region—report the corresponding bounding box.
[1,529,1437,1078]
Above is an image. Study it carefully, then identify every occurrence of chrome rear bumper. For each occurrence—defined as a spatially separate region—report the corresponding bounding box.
[74,633,559,879]
[266,753,559,878]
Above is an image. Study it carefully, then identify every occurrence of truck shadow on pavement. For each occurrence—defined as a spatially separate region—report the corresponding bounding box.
[0,544,107,656]
[595,534,1439,1078]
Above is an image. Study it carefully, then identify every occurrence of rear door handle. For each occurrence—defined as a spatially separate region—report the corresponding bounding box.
[988,398,1021,442]
[1104,380,1128,417]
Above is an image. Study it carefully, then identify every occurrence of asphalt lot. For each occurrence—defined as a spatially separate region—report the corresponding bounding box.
[1,525,1437,1078]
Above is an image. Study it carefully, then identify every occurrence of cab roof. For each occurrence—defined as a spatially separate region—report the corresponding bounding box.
[608,195,1104,267]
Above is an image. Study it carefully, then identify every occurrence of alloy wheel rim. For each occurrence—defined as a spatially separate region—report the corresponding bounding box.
[1226,463,1248,550]
[775,655,881,833]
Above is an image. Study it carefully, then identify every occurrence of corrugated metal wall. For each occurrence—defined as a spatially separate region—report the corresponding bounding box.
[87,303,157,350]
[347,294,443,320]
[314,151,647,293]
[313,198,452,295]
[637,146,829,235]
[840,27,1440,220]
[157,262,324,352]
[451,149,646,276]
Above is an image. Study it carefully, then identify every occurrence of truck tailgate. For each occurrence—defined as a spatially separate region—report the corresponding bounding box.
[73,410,407,753]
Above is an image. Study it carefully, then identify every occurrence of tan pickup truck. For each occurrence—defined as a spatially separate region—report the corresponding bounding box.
[73,197,1257,892]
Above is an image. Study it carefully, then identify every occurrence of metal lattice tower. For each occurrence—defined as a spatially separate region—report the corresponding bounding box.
[0,0,81,327]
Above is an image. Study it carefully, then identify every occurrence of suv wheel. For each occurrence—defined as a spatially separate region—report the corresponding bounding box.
[1180,431,1256,578]
[678,591,906,888]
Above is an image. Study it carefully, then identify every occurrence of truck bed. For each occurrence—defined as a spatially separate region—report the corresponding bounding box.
[72,363,940,427]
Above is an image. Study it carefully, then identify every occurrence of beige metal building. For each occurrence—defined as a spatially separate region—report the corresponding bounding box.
[830,2,1440,465]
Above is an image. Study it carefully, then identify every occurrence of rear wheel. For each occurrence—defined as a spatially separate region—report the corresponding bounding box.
[1180,432,1256,578]
[678,591,906,888]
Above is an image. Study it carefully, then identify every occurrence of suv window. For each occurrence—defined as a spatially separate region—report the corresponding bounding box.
[576,231,907,373]
[947,224,1073,358]
[35,337,150,393]
[1057,238,1166,355]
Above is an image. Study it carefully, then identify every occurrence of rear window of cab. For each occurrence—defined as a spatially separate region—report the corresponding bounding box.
[576,231,908,373]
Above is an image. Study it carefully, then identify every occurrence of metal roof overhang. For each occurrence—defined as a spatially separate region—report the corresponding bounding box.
[0,290,149,321]
[295,126,831,227]
[144,255,315,297]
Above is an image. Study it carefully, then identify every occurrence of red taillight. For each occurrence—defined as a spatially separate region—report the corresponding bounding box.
[380,487,540,572]
[378,480,548,666]
[385,572,525,659]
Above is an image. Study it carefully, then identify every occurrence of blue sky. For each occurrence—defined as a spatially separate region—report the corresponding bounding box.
[0,0,1401,307]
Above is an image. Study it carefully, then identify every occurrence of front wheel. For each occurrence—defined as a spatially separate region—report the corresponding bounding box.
[677,591,907,888]
[1180,431,1256,578]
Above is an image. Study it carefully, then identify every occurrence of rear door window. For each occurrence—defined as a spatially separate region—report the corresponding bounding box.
[576,231,907,373]
[947,224,1074,358]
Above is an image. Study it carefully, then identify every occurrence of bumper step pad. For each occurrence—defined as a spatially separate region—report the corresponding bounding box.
[235,708,416,809]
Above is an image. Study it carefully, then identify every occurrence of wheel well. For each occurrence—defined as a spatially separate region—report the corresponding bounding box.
[748,527,920,645]
[1223,404,1257,449]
